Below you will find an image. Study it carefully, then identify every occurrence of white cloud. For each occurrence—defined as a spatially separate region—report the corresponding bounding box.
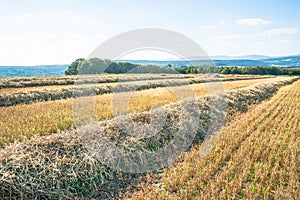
[214,34,255,40]
[273,39,293,44]
[219,20,226,25]
[263,28,298,36]
[199,25,214,31]
[12,13,34,21]
[218,20,231,26]
[236,18,270,26]
[0,34,14,42]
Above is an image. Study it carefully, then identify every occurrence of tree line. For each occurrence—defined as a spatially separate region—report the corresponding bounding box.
[65,58,300,76]
[177,66,300,76]
[64,58,176,75]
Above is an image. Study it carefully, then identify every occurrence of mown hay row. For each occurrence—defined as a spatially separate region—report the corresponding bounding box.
[0,77,297,199]
[0,76,275,107]
[0,74,202,89]
[0,74,270,89]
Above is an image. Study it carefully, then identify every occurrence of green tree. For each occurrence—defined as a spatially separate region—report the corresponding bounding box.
[64,58,85,75]
[77,58,112,74]
[220,67,231,74]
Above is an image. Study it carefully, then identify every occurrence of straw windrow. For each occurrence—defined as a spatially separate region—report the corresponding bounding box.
[0,75,274,107]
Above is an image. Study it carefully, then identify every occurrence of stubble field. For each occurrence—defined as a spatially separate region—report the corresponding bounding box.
[0,74,299,199]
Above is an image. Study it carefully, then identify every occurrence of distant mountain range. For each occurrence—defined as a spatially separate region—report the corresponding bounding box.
[118,54,300,67]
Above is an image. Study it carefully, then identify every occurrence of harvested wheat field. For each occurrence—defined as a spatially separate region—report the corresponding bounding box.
[0,74,299,199]
[0,74,273,107]
[124,79,300,200]
[0,75,278,148]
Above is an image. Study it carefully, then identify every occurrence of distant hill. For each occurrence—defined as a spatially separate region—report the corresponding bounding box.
[118,55,300,67]
[0,65,68,77]
[262,55,300,67]
[211,55,271,60]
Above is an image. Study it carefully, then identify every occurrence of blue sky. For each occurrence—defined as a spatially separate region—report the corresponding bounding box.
[0,0,299,65]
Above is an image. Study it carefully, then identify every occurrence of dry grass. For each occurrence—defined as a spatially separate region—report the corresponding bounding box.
[0,75,275,106]
[0,74,202,89]
[0,74,270,89]
[124,79,300,200]
[0,78,279,148]
[0,77,297,199]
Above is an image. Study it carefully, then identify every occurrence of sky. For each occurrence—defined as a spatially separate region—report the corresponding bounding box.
[0,0,300,65]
